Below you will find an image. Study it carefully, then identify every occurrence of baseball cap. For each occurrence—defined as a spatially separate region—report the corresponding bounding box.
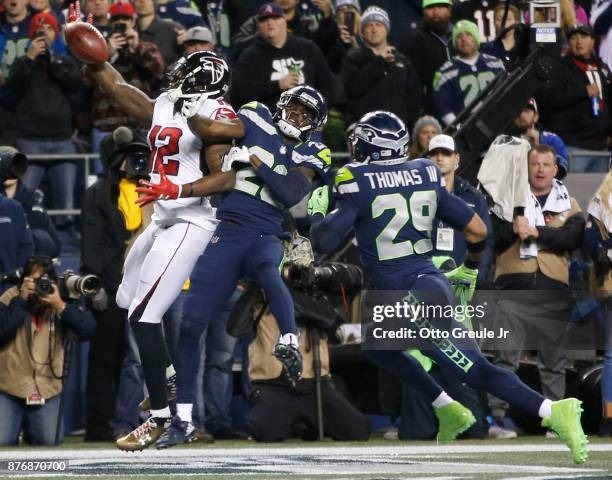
[361,6,390,31]
[257,3,284,20]
[566,24,595,39]
[427,134,456,154]
[109,1,135,19]
[423,0,452,8]
[184,26,214,44]
[28,12,60,39]
[453,19,481,48]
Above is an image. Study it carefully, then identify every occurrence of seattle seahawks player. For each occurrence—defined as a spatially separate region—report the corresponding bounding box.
[80,47,236,451]
[309,111,588,464]
[139,85,331,448]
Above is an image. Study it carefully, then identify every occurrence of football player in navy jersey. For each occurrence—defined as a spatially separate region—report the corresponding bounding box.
[140,85,332,448]
[309,111,588,464]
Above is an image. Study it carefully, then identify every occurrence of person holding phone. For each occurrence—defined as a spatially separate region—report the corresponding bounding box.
[340,6,422,131]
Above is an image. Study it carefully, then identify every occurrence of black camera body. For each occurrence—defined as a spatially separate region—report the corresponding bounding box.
[35,270,101,300]
[112,22,127,36]
[0,150,28,181]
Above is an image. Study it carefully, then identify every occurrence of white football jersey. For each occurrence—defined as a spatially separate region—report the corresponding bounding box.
[147,92,236,230]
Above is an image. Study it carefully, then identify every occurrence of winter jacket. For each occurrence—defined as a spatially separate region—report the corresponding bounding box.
[231,33,334,112]
[341,44,421,130]
[0,195,33,285]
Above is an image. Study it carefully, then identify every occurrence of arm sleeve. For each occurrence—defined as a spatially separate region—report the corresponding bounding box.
[536,213,586,253]
[0,298,26,348]
[254,164,312,208]
[310,196,358,254]
[59,303,97,340]
[433,68,459,121]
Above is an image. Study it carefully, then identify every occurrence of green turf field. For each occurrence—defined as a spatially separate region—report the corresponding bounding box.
[1,437,611,479]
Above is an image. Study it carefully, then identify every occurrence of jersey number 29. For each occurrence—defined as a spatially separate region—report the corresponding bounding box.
[372,191,436,261]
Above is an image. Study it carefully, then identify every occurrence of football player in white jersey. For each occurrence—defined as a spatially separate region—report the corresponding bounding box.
[84,50,238,450]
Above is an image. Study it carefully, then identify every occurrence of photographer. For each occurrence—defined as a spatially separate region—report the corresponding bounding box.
[246,261,371,442]
[0,146,60,258]
[0,256,95,445]
[4,13,81,232]
[81,127,150,441]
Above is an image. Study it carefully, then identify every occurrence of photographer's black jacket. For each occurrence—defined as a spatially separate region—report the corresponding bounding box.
[5,52,80,140]
[0,195,33,290]
[80,155,130,292]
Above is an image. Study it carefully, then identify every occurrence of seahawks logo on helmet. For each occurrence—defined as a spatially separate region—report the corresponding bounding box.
[352,111,409,164]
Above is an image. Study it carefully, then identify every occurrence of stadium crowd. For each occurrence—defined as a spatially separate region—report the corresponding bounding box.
[0,0,610,455]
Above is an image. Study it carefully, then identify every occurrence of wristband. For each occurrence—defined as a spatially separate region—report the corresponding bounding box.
[465,258,479,269]
[466,239,486,254]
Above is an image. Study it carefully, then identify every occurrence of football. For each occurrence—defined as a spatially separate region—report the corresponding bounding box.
[64,21,108,64]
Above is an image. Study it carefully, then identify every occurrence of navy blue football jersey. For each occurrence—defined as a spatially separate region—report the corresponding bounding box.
[333,159,474,279]
[217,101,330,235]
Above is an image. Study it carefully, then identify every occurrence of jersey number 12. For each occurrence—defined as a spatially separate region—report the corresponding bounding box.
[148,125,183,176]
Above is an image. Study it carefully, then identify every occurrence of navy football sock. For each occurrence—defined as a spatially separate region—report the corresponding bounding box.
[256,265,296,336]
[367,350,443,402]
[464,357,545,417]
[176,315,204,404]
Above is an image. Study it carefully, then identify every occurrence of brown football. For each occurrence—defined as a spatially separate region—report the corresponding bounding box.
[64,22,108,64]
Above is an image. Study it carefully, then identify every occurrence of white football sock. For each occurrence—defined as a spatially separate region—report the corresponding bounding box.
[177,403,193,423]
[432,391,454,409]
[151,406,171,419]
[166,364,176,379]
[538,399,553,418]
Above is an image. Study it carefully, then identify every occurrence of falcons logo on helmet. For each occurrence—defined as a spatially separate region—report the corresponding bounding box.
[198,56,229,86]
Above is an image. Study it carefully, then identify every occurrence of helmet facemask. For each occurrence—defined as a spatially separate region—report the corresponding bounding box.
[277,98,316,141]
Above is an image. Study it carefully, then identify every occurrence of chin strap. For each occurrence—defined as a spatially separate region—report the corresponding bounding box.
[277,119,302,140]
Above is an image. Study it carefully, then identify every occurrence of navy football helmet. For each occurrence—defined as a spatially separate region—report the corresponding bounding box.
[273,85,327,142]
[165,51,231,100]
[352,111,409,163]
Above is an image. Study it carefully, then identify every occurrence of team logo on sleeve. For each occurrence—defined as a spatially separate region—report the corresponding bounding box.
[214,107,237,120]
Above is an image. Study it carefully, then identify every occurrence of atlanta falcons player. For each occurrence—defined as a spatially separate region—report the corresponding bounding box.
[83,48,237,450]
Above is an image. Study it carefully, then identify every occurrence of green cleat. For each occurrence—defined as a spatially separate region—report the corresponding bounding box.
[435,401,476,443]
[541,398,588,464]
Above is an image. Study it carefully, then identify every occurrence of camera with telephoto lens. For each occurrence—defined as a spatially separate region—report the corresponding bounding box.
[35,270,101,300]
[0,150,28,180]
[283,261,363,295]
[0,268,22,286]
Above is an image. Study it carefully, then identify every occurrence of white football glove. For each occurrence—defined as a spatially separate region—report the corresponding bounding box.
[221,146,251,172]
[181,93,209,119]
[166,87,183,103]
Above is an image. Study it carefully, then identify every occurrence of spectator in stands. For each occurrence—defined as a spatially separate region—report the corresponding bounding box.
[507,98,569,179]
[591,0,611,71]
[480,3,521,72]
[409,114,441,159]
[401,0,454,116]
[232,0,337,59]
[0,147,59,258]
[157,0,206,30]
[5,13,81,233]
[340,6,421,131]
[84,1,164,153]
[81,127,149,442]
[231,2,334,112]
[539,24,611,173]
[433,20,505,126]
[247,306,371,442]
[182,25,215,54]
[85,0,111,34]
[0,255,95,445]
[583,170,612,437]
[29,0,63,25]
[317,0,360,75]
[489,144,584,435]
[0,0,32,146]
[429,134,493,284]
[133,0,181,67]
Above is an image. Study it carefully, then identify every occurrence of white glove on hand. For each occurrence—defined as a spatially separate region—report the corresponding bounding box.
[91,287,109,311]
[166,87,183,103]
[181,94,209,119]
[221,146,251,172]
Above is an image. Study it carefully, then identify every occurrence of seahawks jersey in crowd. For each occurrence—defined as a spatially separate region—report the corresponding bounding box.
[217,101,331,236]
[322,159,474,284]
[433,53,505,122]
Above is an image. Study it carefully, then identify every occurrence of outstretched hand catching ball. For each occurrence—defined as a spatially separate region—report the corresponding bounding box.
[64,1,109,64]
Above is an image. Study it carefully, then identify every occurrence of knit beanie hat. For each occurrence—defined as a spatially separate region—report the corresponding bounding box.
[411,116,442,145]
[452,20,481,48]
[361,6,390,32]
